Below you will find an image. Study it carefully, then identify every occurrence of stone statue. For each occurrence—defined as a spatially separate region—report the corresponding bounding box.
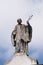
[4,17,39,65]
[11,18,32,56]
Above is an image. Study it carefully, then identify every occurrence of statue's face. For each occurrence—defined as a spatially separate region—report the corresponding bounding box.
[17,20,22,24]
[17,18,22,24]
[18,21,21,24]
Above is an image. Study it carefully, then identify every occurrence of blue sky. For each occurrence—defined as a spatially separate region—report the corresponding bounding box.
[0,0,43,65]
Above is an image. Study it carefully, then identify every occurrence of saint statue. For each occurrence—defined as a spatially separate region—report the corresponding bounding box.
[4,16,39,65]
[11,18,32,56]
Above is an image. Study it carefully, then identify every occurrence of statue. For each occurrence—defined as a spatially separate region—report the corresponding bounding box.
[4,16,39,65]
[11,17,32,56]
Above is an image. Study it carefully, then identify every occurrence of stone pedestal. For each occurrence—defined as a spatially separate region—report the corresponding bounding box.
[4,53,38,65]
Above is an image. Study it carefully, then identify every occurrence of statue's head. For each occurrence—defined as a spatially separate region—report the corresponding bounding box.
[17,18,22,24]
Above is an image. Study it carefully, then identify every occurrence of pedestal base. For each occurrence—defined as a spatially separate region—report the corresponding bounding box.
[4,53,38,65]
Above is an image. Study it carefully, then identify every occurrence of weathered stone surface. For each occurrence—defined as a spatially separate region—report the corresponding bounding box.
[4,53,38,65]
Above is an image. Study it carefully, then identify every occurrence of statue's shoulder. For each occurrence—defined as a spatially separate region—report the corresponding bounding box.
[15,24,18,28]
[22,24,25,27]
